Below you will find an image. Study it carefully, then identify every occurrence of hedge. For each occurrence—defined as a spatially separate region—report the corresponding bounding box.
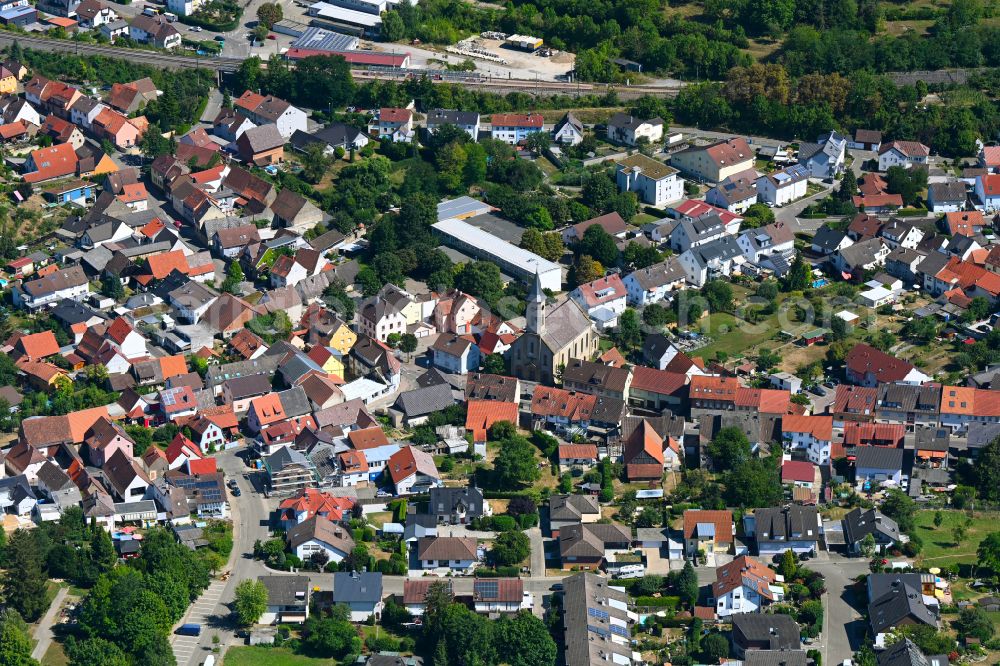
[633,595,680,610]
[474,566,522,577]
[483,490,537,500]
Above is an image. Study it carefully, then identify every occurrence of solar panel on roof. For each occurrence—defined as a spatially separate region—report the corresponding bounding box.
[475,580,498,599]
[588,607,610,620]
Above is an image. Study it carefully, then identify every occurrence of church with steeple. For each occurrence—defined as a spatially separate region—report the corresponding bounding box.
[508,270,599,384]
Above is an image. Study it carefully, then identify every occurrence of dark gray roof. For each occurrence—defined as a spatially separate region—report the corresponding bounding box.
[855,446,904,471]
[427,108,479,127]
[744,651,810,666]
[428,486,486,519]
[928,181,967,203]
[878,639,947,666]
[259,575,309,607]
[688,235,742,268]
[393,383,455,418]
[223,373,273,400]
[732,614,801,650]
[290,123,366,151]
[868,579,937,634]
[966,421,1000,450]
[812,225,849,253]
[753,505,819,543]
[549,493,600,521]
[332,571,383,604]
[843,507,901,545]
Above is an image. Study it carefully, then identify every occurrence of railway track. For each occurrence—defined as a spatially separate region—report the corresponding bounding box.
[0,33,683,97]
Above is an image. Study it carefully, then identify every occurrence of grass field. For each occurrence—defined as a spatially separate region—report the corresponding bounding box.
[912,510,1000,567]
[223,646,333,665]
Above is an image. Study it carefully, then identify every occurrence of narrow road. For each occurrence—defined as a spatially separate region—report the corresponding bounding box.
[527,527,545,577]
[31,587,69,661]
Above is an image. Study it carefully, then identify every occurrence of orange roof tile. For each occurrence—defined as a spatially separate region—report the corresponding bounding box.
[158,355,188,380]
[465,399,518,442]
[348,426,389,450]
[683,509,733,541]
[782,414,833,440]
[15,331,60,360]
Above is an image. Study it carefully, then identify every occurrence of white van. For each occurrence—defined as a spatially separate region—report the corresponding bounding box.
[613,564,645,579]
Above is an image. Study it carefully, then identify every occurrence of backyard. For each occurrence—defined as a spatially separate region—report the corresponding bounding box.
[223,646,333,666]
[912,510,1000,567]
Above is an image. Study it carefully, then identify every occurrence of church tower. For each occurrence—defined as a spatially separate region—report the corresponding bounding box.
[526,268,545,334]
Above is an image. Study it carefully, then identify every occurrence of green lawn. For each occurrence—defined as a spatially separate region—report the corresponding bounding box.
[41,642,69,666]
[223,646,334,665]
[693,311,782,361]
[912,510,1000,567]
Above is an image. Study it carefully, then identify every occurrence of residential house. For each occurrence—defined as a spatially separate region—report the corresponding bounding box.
[287,515,355,562]
[832,238,890,278]
[386,445,441,495]
[849,129,883,151]
[562,573,641,666]
[615,153,684,207]
[811,225,853,256]
[628,366,686,412]
[490,113,544,144]
[428,486,488,525]
[683,509,734,560]
[259,575,310,624]
[668,214,727,253]
[867,574,939,647]
[22,143,79,184]
[548,494,601,536]
[943,210,984,237]
[370,107,413,142]
[843,508,901,555]
[846,344,930,387]
[333,571,384,621]
[880,219,924,250]
[745,505,821,557]
[670,137,754,183]
[782,415,834,464]
[706,171,758,214]
[737,221,795,274]
[234,90,308,139]
[679,235,746,287]
[974,174,1000,211]
[756,165,810,207]
[570,274,627,330]
[271,189,323,232]
[798,131,846,179]
[13,264,89,309]
[236,124,285,165]
[430,334,480,375]
[878,141,930,171]
[558,523,632,570]
[876,383,941,428]
[855,447,907,487]
[415,536,479,572]
[128,14,181,48]
[731,614,802,658]
[290,123,369,154]
[425,109,480,141]
[76,0,119,28]
[622,419,664,481]
[562,358,632,401]
[552,112,584,145]
[264,445,318,496]
[928,181,968,213]
[622,257,687,306]
[473,578,529,614]
[606,113,663,146]
[712,555,783,617]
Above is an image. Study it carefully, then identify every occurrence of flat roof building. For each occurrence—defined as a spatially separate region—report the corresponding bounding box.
[290,26,360,51]
[432,217,561,292]
[308,2,381,33]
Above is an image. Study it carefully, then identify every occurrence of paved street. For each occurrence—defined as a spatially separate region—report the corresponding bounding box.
[169,447,273,665]
[31,586,69,661]
[807,555,872,666]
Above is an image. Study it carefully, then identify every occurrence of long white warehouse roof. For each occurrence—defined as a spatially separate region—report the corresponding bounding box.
[432,217,561,285]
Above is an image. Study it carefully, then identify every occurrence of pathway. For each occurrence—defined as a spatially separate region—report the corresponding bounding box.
[31,586,69,661]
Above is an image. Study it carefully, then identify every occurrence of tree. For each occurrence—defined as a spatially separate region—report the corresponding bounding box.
[707,427,752,471]
[65,637,129,666]
[491,530,531,566]
[978,532,1000,574]
[616,308,643,350]
[2,530,49,622]
[495,611,558,666]
[780,549,798,579]
[702,632,730,662]
[233,579,268,627]
[975,435,1000,503]
[642,303,672,328]
[90,527,117,576]
[953,525,966,546]
[859,533,877,558]
[724,458,782,507]
[494,436,541,487]
[455,261,504,307]
[221,260,244,294]
[100,275,124,300]
[301,142,335,184]
[0,610,37,666]
[482,354,506,375]
[575,224,619,267]
[571,255,604,286]
[756,349,782,372]
[380,9,405,41]
[677,561,699,608]
[302,606,361,658]
[783,255,812,292]
[881,488,916,533]
[256,2,283,28]
[525,131,551,155]
[399,333,417,360]
[885,166,928,207]
[742,202,776,229]
[423,581,453,640]
[623,241,662,269]
[704,280,733,312]
[837,168,858,202]
[933,511,943,528]
[954,606,995,642]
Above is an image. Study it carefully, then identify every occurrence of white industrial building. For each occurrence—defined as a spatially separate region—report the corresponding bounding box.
[432,218,562,292]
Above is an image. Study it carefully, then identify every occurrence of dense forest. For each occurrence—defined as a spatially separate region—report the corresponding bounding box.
[383,0,1000,82]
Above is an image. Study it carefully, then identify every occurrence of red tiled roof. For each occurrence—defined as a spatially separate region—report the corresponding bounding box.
[683,509,733,541]
[558,443,598,460]
[490,113,543,128]
[630,366,687,396]
[24,143,78,183]
[465,399,518,442]
[379,107,411,123]
[689,375,739,402]
[781,460,816,483]
[945,211,984,237]
[187,457,217,475]
[15,331,60,360]
[347,426,389,450]
[843,422,905,447]
[845,343,916,383]
[782,414,833,440]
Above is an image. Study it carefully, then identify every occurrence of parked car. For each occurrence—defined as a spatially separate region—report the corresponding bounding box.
[176,624,201,637]
[232,487,241,497]
[810,385,827,396]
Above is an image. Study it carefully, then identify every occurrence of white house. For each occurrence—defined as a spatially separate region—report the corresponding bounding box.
[975,174,1000,211]
[668,214,727,253]
[712,555,784,617]
[878,141,930,172]
[622,257,687,306]
[570,274,627,330]
[387,446,442,495]
[287,515,355,563]
[737,221,795,268]
[799,131,846,180]
[416,536,479,572]
[426,109,480,141]
[615,153,684,208]
[165,0,203,15]
[607,112,664,146]
[706,172,758,214]
[12,265,90,310]
[430,334,481,375]
[552,112,584,146]
[490,112,543,144]
[358,296,407,343]
[678,236,745,287]
[369,107,414,143]
[234,90,308,139]
[782,415,833,465]
[756,164,809,206]
[259,575,310,625]
[332,572,384,622]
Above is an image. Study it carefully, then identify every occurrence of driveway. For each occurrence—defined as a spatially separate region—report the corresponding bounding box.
[808,556,872,666]
[31,586,69,661]
[526,527,545,577]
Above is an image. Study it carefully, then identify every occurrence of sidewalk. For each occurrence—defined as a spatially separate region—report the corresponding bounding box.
[31,586,69,661]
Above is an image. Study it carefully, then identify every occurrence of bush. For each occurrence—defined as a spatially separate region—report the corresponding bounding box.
[633,596,680,610]
[518,513,538,529]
